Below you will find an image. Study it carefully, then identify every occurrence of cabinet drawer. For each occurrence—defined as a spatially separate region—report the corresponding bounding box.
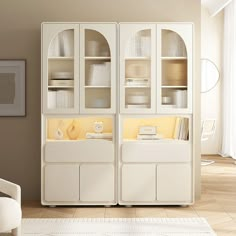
[122,142,191,162]
[45,140,114,163]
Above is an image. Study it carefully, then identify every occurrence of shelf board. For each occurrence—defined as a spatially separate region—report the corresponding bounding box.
[125,57,151,60]
[161,57,187,60]
[161,104,176,108]
[85,56,111,60]
[126,77,150,80]
[161,86,187,88]
[125,85,150,88]
[48,86,74,89]
[85,86,111,88]
[122,139,189,143]
[46,139,113,143]
[125,104,150,109]
[48,57,74,60]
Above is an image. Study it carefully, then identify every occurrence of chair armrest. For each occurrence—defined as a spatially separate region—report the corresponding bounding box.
[0,178,21,204]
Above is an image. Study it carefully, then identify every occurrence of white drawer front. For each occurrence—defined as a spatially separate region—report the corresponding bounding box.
[122,142,191,162]
[45,140,114,163]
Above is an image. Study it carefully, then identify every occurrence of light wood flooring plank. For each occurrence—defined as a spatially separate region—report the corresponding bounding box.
[22,155,236,235]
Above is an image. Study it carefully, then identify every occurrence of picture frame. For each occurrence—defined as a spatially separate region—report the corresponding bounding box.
[0,59,26,116]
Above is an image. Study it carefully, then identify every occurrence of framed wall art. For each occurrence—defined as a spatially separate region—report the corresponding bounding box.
[0,60,26,116]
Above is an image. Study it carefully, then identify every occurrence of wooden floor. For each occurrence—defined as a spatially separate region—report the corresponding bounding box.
[22,155,236,236]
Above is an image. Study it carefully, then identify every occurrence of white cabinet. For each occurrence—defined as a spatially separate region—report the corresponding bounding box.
[42,22,194,206]
[157,164,192,202]
[80,164,114,202]
[119,116,193,205]
[44,165,79,202]
[42,116,116,205]
[119,23,193,205]
[120,163,192,204]
[121,164,156,202]
[41,23,116,206]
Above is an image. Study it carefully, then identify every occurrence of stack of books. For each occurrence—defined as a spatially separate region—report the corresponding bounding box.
[173,117,189,140]
[125,33,151,57]
[86,132,112,140]
[136,125,163,140]
[88,62,111,86]
[48,90,74,109]
[125,78,149,86]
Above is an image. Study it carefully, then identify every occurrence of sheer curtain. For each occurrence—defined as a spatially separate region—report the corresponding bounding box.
[221,0,236,159]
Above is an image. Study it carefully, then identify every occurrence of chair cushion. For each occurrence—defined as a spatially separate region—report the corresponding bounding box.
[0,197,22,232]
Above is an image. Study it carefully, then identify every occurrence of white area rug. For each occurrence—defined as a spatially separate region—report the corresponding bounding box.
[20,218,216,236]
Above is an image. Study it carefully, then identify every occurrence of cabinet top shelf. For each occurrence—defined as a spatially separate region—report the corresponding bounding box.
[46,139,113,143]
[85,56,111,60]
[48,56,74,60]
[125,57,151,60]
[161,57,187,60]
[125,85,150,88]
[84,86,111,88]
[161,86,187,88]
[122,139,189,143]
[48,85,74,89]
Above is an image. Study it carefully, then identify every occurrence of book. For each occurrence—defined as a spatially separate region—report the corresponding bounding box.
[173,117,189,140]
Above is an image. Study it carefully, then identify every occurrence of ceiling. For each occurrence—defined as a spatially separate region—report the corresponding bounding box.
[201,0,232,16]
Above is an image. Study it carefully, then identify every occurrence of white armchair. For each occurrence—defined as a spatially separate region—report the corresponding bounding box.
[0,178,22,236]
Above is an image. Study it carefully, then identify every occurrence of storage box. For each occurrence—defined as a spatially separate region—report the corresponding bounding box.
[139,126,157,135]
[162,60,187,86]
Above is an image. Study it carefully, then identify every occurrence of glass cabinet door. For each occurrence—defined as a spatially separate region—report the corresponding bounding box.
[42,23,79,114]
[79,24,116,114]
[157,24,193,114]
[120,24,156,114]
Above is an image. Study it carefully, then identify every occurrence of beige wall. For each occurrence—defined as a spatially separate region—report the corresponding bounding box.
[0,0,201,200]
[201,7,224,154]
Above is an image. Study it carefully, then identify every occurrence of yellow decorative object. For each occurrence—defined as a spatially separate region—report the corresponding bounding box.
[67,120,80,140]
